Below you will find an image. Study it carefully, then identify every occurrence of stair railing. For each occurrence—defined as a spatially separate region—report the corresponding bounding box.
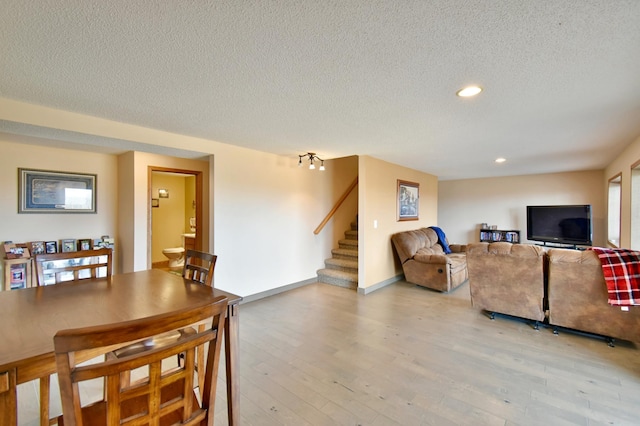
[314,177,358,235]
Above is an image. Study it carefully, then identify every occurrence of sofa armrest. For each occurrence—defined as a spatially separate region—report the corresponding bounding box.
[450,244,466,253]
[413,253,450,264]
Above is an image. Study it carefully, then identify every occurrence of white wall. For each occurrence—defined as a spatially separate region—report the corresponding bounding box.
[0,137,118,260]
[0,100,360,297]
[210,144,347,296]
[438,170,605,247]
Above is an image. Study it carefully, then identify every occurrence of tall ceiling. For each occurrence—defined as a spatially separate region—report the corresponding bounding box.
[1,1,639,180]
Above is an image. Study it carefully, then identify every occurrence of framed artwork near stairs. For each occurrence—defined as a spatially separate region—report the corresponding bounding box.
[397,180,419,221]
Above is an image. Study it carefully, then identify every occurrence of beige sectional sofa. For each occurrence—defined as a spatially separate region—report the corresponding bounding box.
[391,227,467,292]
[547,248,640,344]
[467,242,546,325]
[467,242,640,344]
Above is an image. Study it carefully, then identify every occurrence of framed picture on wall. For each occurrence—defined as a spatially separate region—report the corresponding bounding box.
[397,180,419,221]
[18,168,97,213]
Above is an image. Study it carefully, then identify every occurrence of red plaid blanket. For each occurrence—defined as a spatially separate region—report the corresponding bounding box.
[589,247,640,306]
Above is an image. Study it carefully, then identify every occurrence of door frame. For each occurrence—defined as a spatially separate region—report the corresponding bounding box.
[147,166,204,267]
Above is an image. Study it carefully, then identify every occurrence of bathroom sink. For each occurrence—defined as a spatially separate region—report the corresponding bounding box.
[182,233,196,238]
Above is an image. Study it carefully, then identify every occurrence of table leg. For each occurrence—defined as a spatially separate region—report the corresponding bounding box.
[39,375,50,426]
[225,303,240,426]
[0,369,17,426]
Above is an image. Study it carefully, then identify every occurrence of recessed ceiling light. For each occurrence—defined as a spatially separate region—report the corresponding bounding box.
[495,157,506,163]
[456,86,483,97]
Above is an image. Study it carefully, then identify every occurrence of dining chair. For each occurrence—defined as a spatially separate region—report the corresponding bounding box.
[181,250,217,391]
[34,248,113,286]
[112,250,217,392]
[182,249,217,286]
[32,248,112,426]
[54,296,228,426]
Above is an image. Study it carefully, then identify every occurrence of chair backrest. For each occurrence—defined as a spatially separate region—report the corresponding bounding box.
[34,248,113,286]
[54,296,228,426]
[182,250,216,286]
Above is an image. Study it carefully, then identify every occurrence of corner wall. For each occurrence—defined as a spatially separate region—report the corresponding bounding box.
[605,135,640,249]
[359,156,438,290]
[117,152,210,273]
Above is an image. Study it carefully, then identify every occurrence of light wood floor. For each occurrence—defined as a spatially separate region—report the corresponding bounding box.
[17,280,640,425]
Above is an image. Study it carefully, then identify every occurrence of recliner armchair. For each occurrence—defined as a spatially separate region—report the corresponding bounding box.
[391,227,467,292]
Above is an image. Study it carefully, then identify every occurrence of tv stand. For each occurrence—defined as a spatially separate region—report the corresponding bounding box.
[534,242,588,251]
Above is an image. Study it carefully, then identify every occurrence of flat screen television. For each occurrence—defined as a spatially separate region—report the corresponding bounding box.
[526,205,592,246]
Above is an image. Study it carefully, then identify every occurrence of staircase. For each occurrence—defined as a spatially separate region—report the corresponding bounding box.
[317,220,358,289]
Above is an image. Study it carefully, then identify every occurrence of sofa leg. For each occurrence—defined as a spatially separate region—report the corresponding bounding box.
[488,311,495,320]
[533,321,540,331]
[553,326,559,335]
[607,337,615,348]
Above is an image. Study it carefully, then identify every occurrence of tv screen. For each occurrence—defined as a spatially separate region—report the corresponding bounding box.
[526,205,592,246]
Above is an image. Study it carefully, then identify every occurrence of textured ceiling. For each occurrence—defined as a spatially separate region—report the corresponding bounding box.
[1,1,639,179]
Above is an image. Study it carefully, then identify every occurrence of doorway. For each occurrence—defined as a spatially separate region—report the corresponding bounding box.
[148,167,204,270]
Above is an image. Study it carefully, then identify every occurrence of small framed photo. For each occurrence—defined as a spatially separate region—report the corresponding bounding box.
[397,179,420,221]
[61,239,77,252]
[3,243,30,259]
[30,241,45,255]
[78,239,92,251]
[45,241,58,253]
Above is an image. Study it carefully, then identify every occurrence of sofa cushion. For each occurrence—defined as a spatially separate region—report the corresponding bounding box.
[413,252,448,264]
[391,227,446,264]
[391,230,426,263]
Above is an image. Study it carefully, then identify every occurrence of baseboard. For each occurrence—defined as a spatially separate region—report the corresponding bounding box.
[241,273,404,302]
[152,260,169,268]
[357,274,404,295]
[241,277,318,304]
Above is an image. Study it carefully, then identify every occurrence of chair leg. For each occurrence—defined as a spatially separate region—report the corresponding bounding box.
[197,324,206,392]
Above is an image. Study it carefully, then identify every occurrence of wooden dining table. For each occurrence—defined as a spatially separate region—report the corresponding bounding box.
[0,269,242,426]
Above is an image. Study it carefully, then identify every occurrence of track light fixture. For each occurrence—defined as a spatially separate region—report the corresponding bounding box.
[298,152,325,171]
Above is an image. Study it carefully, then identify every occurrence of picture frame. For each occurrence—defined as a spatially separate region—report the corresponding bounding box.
[61,239,77,253]
[18,168,97,213]
[78,239,92,251]
[45,241,58,254]
[151,198,160,208]
[30,241,45,255]
[2,243,30,259]
[397,180,419,221]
